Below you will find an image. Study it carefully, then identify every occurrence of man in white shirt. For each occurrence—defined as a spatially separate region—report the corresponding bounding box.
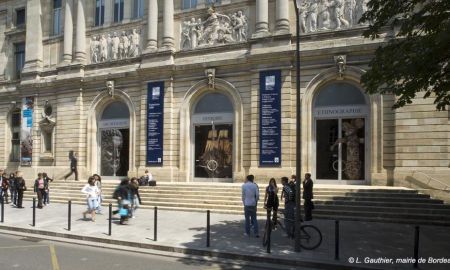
[241,174,259,237]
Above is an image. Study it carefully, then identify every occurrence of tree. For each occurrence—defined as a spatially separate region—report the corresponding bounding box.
[360,0,450,110]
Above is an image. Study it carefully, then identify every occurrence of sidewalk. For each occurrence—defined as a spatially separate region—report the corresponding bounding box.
[0,200,449,270]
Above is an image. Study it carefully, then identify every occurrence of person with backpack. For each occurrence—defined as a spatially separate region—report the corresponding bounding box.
[281,176,295,238]
[303,173,314,221]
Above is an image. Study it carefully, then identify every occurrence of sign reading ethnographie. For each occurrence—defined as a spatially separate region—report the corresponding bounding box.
[259,70,282,166]
[21,97,34,166]
[146,81,164,166]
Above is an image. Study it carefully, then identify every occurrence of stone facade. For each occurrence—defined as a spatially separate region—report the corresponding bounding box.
[0,0,448,189]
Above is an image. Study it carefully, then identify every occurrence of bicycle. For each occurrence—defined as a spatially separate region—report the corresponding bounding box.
[262,208,322,250]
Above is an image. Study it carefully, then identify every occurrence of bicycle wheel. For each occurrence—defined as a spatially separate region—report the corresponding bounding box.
[262,220,271,247]
[300,225,322,250]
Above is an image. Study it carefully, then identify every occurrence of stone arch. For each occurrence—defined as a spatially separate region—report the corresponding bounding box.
[86,90,137,176]
[301,66,382,183]
[179,78,244,182]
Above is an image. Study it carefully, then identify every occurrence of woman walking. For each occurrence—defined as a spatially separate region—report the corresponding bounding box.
[33,173,46,209]
[129,177,142,218]
[81,176,100,222]
[264,178,279,227]
[93,174,102,214]
[15,171,26,208]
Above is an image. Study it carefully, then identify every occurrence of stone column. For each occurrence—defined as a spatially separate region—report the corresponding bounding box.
[75,0,86,62]
[255,0,269,35]
[63,0,74,62]
[104,0,113,25]
[275,0,289,33]
[23,0,43,72]
[162,0,174,49]
[146,0,158,50]
[123,0,132,22]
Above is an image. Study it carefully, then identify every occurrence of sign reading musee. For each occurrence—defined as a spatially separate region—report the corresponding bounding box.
[146,81,164,166]
[259,70,281,166]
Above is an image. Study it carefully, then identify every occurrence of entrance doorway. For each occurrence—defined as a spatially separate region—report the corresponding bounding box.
[192,93,234,182]
[99,101,130,177]
[314,82,368,181]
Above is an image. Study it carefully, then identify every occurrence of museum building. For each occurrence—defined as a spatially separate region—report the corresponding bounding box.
[0,0,449,187]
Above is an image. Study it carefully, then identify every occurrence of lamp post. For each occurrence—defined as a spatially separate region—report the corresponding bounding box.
[293,0,302,253]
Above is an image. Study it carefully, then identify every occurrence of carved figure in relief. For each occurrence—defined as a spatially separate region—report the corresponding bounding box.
[306,1,318,32]
[119,31,130,59]
[318,0,331,30]
[331,0,349,29]
[344,0,355,25]
[354,0,368,24]
[107,34,112,59]
[90,36,100,63]
[100,35,108,62]
[111,32,120,60]
[299,2,308,33]
[129,29,140,57]
[181,8,246,49]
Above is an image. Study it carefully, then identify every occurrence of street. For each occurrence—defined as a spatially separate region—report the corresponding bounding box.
[0,234,317,270]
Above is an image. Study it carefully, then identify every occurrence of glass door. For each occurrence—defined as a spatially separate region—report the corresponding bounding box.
[194,123,233,179]
[316,118,365,180]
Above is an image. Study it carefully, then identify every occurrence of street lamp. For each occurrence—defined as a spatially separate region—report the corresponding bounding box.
[293,0,302,253]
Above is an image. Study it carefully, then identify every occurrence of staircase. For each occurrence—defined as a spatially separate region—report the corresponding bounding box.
[24,181,450,226]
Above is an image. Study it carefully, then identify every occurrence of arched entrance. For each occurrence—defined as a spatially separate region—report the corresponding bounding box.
[313,82,369,181]
[192,93,234,181]
[98,101,130,176]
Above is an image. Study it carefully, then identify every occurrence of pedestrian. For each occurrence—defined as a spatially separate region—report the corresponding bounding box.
[139,169,152,186]
[129,177,142,218]
[81,176,100,222]
[264,178,279,227]
[112,179,131,224]
[1,171,9,204]
[0,169,4,203]
[15,171,27,208]
[42,173,53,205]
[93,174,103,214]
[9,172,17,206]
[281,176,295,238]
[303,173,314,221]
[241,174,259,237]
[64,150,78,181]
[34,173,46,209]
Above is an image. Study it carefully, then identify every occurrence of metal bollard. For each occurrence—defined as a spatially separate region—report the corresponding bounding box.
[32,197,36,227]
[1,199,4,223]
[68,200,72,231]
[266,210,272,254]
[206,210,210,247]
[108,203,112,236]
[414,226,420,268]
[154,206,158,241]
[335,220,340,260]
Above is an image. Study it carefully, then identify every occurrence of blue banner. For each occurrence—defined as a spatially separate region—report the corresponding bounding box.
[259,70,282,166]
[146,82,164,166]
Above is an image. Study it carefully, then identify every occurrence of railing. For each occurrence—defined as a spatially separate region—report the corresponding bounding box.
[412,171,450,191]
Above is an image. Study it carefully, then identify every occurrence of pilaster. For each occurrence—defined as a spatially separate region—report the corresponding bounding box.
[162,0,174,49]
[75,0,86,63]
[63,0,74,63]
[22,0,43,74]
[275,0,289,34]
[146,0,158,51]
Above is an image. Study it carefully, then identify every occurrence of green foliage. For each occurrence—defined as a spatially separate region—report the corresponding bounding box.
[360,0,450,110]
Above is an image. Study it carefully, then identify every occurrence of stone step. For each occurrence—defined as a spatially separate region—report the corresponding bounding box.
[315,200,449,209]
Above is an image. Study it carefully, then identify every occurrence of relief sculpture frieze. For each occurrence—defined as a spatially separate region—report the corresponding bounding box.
[300,0,368,33]
[90,28,141,64]
[181,7,248,50]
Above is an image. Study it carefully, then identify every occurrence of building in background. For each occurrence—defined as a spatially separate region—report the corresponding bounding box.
[0,0,448,189]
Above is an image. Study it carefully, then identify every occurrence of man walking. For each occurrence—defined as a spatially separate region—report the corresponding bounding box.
[0,169,5,203]
[281,176,295,238]
[64,151,78,181]
[241,174,259,237]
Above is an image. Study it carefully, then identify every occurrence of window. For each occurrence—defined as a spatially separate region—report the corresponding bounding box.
[95,0,105,26]
[206,0,221,5]
[14,42,25,79]
[11,109,21,162]
[16,8,25,27]
[53,0,62,35]
[183,0,197,10]
[314,82,366,107]
[133,0,144,18]
[114,0,124,22]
